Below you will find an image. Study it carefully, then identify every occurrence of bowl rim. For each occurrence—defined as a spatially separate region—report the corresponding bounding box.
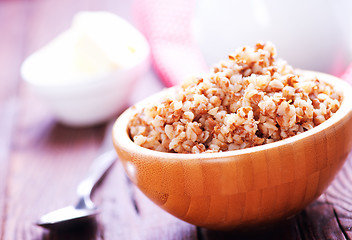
[112,70,352,161]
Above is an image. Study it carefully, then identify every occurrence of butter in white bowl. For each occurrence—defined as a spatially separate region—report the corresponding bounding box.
[21,11,150,127]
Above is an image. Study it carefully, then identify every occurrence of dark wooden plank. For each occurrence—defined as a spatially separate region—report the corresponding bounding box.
[200,151,352,239]
[0,0,30,239]
[1,0,112,238]
[4,98,106,240]
[325,152,352,239]
[91,149,197,239]
[201,218,301,240]
[42,219,101,240]
[132,185,197,239]
[2,0,169,239]
[93,161,144,240]
[295,195,348,240]
[199,180,350,240]
[2,0,352,239]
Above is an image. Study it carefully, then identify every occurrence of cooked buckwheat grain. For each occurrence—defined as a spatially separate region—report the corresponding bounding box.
[128,42,342,153]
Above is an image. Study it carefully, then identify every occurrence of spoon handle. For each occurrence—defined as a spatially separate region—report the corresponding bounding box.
[76,149,116,198]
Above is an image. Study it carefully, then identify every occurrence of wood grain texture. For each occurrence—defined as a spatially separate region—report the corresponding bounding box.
[1,0,352,239]
[113,72,352,230]
[94,160,197,240]
[324,151,352,239]
[0,0,30,238]
[0,0,195,239]
[1,0,128,239]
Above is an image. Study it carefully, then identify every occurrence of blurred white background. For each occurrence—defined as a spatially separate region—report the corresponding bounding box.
[193,0,352,76]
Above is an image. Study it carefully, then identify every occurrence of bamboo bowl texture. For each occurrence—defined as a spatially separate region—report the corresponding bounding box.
[112,71,352,230]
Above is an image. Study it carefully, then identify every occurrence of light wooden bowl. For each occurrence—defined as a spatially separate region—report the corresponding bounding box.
[112,71,352,230]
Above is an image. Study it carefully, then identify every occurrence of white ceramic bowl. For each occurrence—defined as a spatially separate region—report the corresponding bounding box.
[21,13,150,127]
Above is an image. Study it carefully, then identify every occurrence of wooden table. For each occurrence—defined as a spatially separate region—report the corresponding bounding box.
[1,0,352,239]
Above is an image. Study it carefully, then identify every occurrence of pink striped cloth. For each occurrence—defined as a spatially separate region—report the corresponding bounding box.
[133,0,352,87]
[133,0,208,87]
[341,63,352,85]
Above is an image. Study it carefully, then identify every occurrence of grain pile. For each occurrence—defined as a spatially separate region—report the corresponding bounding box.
[129,42,342,153]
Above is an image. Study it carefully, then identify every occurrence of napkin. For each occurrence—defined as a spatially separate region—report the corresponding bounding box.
[134,0,352,87]
[133,0,208,87]
[341,63,352,85]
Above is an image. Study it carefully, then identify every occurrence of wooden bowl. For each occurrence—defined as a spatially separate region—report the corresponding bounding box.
[112,71,352,230]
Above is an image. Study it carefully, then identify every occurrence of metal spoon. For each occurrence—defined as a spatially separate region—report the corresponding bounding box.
[36,149,116,229]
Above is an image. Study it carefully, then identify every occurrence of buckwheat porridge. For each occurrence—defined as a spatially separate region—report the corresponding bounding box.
[128,42,342,153]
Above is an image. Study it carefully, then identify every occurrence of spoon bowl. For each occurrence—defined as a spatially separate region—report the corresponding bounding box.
[36,150,116,229]
[112,71,352,230]
[36,204,99,229]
